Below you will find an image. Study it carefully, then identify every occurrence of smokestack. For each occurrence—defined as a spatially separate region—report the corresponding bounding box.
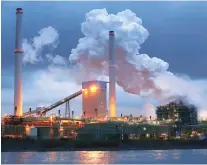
[72,111,74,119]
[58,110,61,117]
[109,31,116,117]
[14,8,23,116]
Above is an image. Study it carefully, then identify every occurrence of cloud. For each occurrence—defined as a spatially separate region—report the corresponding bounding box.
[154,74,207,108]
[1,64,82,115]
[141,102,156,119]
[68,8,207,116]
[68,8,170,99]
[1,65,148,117]
[23,26,59,64]
[46,54,67,66]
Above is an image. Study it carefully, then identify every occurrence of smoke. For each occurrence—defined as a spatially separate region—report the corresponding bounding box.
[46,54,67,66]
[69,8,207,115]
[141,102,156,119]
[23,26,59,64]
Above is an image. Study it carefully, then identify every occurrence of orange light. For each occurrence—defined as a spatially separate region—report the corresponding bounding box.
[84,90,88,95]
[90,85,97,92]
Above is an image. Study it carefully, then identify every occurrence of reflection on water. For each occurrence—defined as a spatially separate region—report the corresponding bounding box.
[7,152,37,164]
[16,152,29,163]
[154,150,165,160]
[2,149,207,164]
[78,151,110,164]
[172,150,181,160]
[47,152,57,163]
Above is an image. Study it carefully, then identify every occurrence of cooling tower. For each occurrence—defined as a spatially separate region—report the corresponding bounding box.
[14,8,23,116]
[109,31,116,117]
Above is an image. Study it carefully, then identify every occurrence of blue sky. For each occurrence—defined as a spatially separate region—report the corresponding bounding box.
[2,1,207,117]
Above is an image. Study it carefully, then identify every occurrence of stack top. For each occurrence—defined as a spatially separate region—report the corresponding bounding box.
[109,31,114,36]
[16,8,23,14]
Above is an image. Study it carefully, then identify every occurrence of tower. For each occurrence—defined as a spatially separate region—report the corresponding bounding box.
[14,8,23,116]
[65,101,70,118]
[82,81,107,118]
[109,31,116,117]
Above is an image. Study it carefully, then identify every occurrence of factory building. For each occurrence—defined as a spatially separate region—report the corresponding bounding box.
[82,81,107,119]
[156,101,198,125]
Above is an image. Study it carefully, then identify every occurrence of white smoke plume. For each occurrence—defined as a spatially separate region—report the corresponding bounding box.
[23,26,59,64]
[141,102,156,119]
[46,54,67,66]
[69,8,207,116]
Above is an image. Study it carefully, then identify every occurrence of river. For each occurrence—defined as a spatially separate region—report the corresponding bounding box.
[2,149,207,164]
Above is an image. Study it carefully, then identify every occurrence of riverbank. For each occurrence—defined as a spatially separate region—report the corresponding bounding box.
[2,138,207,152]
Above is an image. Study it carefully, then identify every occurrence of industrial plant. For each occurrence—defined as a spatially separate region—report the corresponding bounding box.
[1,8,207,143]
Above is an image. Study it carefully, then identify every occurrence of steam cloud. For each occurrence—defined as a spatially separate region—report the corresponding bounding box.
[69,8,207,115]
[20,9,207,118]
[23,26,59,64]
[46,54,67,66]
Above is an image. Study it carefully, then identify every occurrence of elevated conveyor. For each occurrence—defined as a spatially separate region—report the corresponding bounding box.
[23,90,82,116]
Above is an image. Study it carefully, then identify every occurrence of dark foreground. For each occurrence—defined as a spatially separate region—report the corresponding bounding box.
[2,138,207,152]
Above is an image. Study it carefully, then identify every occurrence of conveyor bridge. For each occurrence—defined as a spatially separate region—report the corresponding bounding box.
[23,90,82,116]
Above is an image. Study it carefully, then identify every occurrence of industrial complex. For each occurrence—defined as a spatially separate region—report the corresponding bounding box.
[1,8,207,142]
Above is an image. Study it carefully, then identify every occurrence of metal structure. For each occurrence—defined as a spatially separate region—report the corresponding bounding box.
[23,90,82,116]
[82,81,107,118]
[109,31,116,117]
[156,101,198,125]
[14,8,23,116]
[65,101,70,118]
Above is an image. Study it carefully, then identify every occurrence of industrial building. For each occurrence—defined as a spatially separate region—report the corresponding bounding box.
[2,8,207,142]
[82,81,107,118]
[156,101,198,125]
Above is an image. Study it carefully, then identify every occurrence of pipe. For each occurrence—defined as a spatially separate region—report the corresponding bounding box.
[14,8,23,116]
[109,31,116,117]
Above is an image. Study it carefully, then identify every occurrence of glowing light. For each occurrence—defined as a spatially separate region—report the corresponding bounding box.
[90,85,97,92]
[84,90,88,95]
[25,125,31,135]
[78,151,108,164]
[109,103,116,117]
[50,115,53,123]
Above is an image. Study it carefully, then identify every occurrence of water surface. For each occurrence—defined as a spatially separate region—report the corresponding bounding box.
[2,149,207,164]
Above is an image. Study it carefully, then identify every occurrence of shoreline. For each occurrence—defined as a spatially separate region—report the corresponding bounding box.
[2,138,207,152]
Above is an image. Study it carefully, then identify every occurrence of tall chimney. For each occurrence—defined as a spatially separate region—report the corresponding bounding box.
[14,8,23,116]
[109,31,116,117]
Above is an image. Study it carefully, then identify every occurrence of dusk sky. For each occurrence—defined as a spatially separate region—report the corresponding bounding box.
[2,1,207,118]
